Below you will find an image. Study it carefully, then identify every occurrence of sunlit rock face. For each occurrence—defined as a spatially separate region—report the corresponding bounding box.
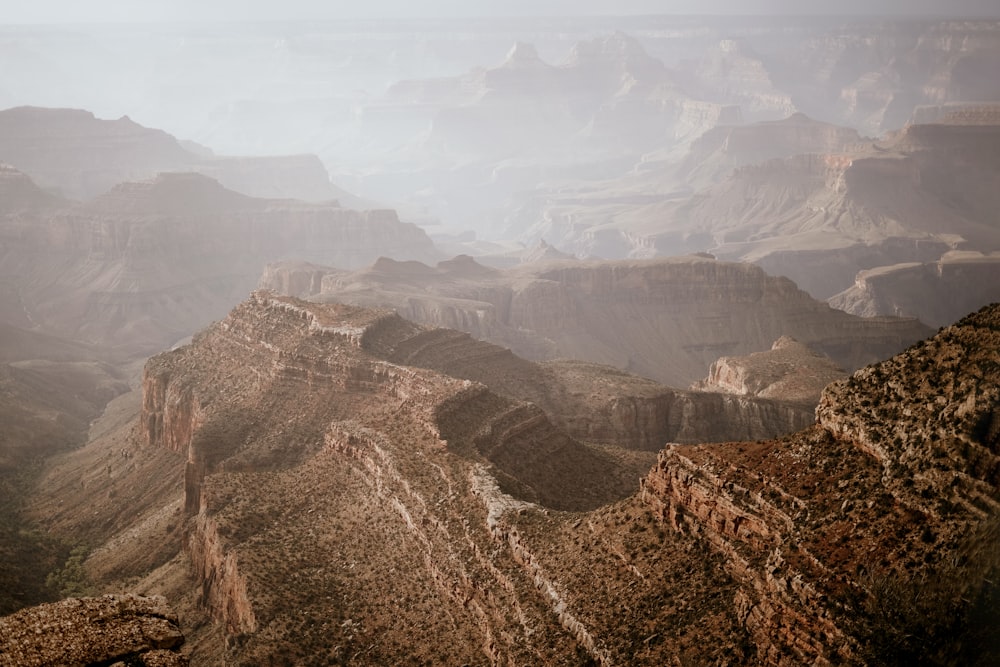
[0,171,440,356]
[262,254,932,388]
[693,335,847,405]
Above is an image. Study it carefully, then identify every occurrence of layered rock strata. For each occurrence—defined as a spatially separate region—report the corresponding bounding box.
[639,303,1000,664]
[0,171,438,356]
[262,254,932,388]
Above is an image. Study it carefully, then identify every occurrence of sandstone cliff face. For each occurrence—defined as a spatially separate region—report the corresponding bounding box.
[0,594,187,666]
[263,254,932,388]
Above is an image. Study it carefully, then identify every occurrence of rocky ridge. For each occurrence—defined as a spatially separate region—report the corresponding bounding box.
[261,254,932,388]
[0,171,439,356]
[693,336,847,405]
[639,302,1000,664]
[18,297,998,665]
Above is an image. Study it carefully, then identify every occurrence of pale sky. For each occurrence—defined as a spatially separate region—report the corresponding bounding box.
[3,0,999,23]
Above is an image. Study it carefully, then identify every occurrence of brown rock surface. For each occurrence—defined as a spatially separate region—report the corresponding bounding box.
[640,302,1000,664]
[21,297,998,665]
[0,594,187,666]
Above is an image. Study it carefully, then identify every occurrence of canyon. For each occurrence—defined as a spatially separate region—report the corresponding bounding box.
[0,11,998,666]
[11,294,995,665]
[0,167,438,356]
[514,113,1000,303]
[260,253,931,388]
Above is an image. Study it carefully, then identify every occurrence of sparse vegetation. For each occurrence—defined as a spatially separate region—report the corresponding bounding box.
[45,544,93,599]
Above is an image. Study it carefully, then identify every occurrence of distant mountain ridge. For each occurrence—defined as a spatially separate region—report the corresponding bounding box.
[0,106,361,204]
[0,169,439,356]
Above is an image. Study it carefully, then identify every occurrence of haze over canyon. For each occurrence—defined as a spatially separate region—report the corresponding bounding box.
[0,5,998,666]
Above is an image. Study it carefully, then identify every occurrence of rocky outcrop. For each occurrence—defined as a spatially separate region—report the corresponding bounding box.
[0,594,187,666]
[184,514,257,636]
[266,254,932,388]
[828,252,1000,328]
[694,336,847,405]
[640,303,1000,665]
[141,292,655,515]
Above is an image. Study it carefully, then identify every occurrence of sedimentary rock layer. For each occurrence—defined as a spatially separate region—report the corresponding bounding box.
[263,254,932,388]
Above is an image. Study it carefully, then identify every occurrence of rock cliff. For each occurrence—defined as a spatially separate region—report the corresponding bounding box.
[262,254,932,388]
[694,336,847,405]
[27,296,996,665]
[639,302,1000,664]
[828,251,1000,328]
